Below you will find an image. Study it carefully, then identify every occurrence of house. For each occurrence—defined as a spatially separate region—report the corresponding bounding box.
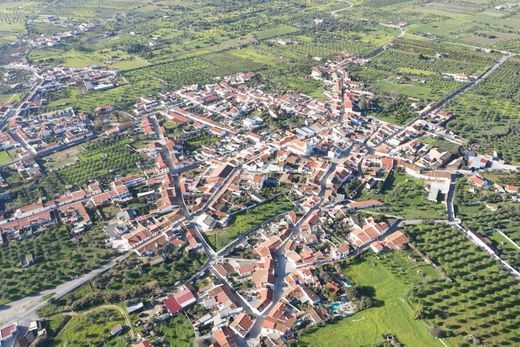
[196,213,216,232]
[0,323,17,346]
[287,139,313,156]
[164,288,197,315]
[384,231,409,250]
[110,325,124,336]
[505,185,519,195]
[133,340,152,347]
[306,307,326,324]
[468,175,491,189]
[212,326,238,347]
[230,313,255,338]
[370,241,385,253]
[331,241,350,260]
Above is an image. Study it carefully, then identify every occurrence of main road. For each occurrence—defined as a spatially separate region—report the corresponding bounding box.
[0,253,129,327]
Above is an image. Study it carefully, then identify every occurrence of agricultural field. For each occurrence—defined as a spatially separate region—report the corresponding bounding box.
[28,48,149,70]
[454,177,520,269]
[124,52,263,89]
[300,251,444,347]
[349,35,501,123]
[41,78,162,113]
[0,221,116,304]
[357,170,446,220]
[334,0,520,53]
[0,7,30,44]
[206,196,294,249]
[444,56,520,164]
[43,143,86,170]
[405,224,520,345]
[51,136,144,187]
[2,170,67,211]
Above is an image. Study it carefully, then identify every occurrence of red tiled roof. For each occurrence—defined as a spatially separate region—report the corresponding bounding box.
[163,296,182,315]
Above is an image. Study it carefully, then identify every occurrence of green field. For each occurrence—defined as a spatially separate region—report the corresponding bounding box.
[351,35,501,124]
[0,150,10,164]
[53,306,131,346]
[358,170,446,219]
[28,48,149,70]
[454,177,520,268]
[206,196,294,249]
[153,315,194,347]
[300,251,443,346]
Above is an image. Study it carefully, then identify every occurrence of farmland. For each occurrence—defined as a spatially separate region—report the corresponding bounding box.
[51,136,144,187]
[354,36,501,99]
[0,221,115,304]
[454,177,520,269]
[444,56,520,164]
[300,251,443,347]
[405,224,520,346]
[36,250,206,318]
[349,35,502,123]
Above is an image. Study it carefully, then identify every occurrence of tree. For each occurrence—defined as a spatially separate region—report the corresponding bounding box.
[428,325,445,338]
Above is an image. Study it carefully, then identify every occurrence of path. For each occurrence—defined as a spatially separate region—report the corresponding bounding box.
[496,230,520,251]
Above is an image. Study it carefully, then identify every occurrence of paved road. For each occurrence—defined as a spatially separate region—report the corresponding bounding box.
[0,253,129,327]
[246,164,336,343]
[247,246,288,341]
[446,174,456,222]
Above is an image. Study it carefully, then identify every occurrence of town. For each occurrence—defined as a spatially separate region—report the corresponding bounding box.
[1,44,519,347]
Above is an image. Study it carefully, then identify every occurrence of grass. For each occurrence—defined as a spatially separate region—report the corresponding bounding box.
[53,306,130,346]
[43,143,84,170]
[206,196,294,249]
[232,47,281,66]
[420,136,461,154]
[358,171,446,220]
[28,48,149,70]
[38,283,94,317]
[154,314,194,347]
[47,314,71,337]
[0,150,11,164]
[300,251,443,347]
